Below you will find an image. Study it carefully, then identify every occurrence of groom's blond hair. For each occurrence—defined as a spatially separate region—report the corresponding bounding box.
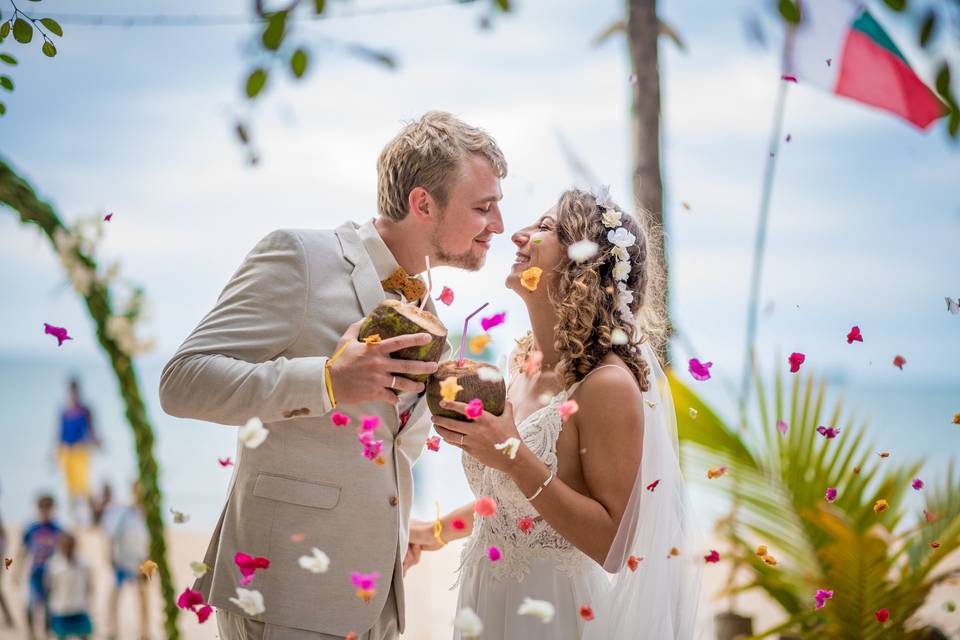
[377,111,507,221]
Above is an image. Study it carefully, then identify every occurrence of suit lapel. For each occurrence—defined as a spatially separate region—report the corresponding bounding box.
[334,222,385,318]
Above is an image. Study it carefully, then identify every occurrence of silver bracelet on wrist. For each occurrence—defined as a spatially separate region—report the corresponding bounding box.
[525,471,555,501]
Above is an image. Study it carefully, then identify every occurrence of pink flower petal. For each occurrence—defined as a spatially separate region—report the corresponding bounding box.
[782,74,798,82]
[487,546,502,561]
[196,604,213,623]
[218,457,234,467]
[517,516,535,534]
[426,436,441,452]
[558,399,579,421]
[776,420,789,435]
[437,287,455,306]
[846,326,863,344]
[912,478,923,490]
[704,550,720,563]
[331,412,351,427]
[474,496,497,517]
[360,415,380,432]
[688,358,712,381]
[43,323,73,347]
[825,487,837,502]
[788,352,805,373]
[480,312,506,332]
[465,399,484,420]
[104,212,114,222]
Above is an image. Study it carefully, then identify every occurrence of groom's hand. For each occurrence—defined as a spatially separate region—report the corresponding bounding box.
[328,319,440,406]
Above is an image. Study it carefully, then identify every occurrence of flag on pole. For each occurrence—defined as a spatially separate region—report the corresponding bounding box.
[785,0,947,129]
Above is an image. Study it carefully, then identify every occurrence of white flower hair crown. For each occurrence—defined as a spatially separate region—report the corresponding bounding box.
[594,186,638,334]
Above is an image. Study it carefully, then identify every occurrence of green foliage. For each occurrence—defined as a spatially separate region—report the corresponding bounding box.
[0,75,11,91]
[918,9,936,48]
[672,365,960,638]
[290,47,308,79]
[12,17,32,43]
[245,67,267,98]
[778,0,801,25]
[0,53,16,65]
[0,1,64,116]
[39,17,61,37]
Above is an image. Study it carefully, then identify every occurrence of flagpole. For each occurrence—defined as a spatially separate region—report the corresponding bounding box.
[737,71,790,420]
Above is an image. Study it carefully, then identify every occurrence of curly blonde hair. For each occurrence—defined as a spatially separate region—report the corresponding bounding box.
[376,111,507,221]
[548,189,667,391]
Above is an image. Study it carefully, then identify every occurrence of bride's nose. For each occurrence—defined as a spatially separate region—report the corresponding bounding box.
[511,229,528,248]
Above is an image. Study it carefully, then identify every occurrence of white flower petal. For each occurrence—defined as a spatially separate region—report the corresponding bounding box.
[453,606,483,638]
[611,328,630,345]
[607,227,636,248]
[229,588,265,616]
[613,260,631,281]
[477,367,504,383]
[494,437,521,460]
[239,417,269,449]
[601,208,622,229]
[517,597,555,623]
[567,240,599,263]
[298,548,330,574]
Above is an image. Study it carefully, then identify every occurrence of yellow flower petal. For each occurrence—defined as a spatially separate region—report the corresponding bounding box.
[874,499,889,513]
[439,376,464,403]
[139,559,158,580]
[755,544,768,557]
[520,267,543,292]
[469,334,492,354]
[363,334,382,345]
[953,412,960,425]
[763,554,778,566]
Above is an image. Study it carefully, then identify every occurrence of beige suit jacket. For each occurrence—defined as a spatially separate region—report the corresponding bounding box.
[159,222,445,636]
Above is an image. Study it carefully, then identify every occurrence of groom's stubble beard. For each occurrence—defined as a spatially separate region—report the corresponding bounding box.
[429,207,486,271]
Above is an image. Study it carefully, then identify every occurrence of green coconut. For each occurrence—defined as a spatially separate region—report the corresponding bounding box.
[426,359,507,419]
[357,299,447,384]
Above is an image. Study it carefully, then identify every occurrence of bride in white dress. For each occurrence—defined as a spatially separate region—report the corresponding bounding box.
[415,188,702,639]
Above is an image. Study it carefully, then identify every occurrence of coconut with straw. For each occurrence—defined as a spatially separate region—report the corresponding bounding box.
[357,258,447,384]
[426,302,507,419]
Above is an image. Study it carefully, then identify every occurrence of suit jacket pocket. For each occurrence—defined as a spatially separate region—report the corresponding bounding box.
[252,473,341,510]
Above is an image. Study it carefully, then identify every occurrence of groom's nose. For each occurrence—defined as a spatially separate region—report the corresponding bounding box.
[486,206,504,235]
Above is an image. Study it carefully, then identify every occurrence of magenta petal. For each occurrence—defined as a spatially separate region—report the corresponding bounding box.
[688,358,712,381]
[197,605,213,623]
[480,312,506,332]
[776,420,789,435]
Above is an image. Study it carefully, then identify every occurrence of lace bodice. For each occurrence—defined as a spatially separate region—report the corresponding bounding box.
[457,384,592,583]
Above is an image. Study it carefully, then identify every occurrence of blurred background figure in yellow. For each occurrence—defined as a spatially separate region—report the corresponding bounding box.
[54,378,100,526]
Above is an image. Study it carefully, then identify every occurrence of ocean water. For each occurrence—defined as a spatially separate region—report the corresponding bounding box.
[0,355,956,530]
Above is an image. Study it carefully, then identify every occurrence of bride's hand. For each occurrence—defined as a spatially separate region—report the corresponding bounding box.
[433,400,521,472]
[408,519,443,549]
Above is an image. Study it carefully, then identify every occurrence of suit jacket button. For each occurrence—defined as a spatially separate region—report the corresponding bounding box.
[389,496,398,506]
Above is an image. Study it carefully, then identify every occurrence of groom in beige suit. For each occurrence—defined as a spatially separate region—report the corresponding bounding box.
[159,112,506,639]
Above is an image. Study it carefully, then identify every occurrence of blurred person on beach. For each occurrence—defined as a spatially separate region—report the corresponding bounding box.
[0,484,15,629]
[45,532,94,640]
[54,378,101,526]
[100,480,149,640]
[88,482,113,528]
[15,494,64,640]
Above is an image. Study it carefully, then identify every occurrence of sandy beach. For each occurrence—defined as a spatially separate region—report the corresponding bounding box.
[1,525,957,639]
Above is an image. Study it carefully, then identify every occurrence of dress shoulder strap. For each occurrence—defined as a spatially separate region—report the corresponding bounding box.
[567,364,632,394]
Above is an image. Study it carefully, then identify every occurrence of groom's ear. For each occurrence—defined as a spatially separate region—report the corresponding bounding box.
[407,186,435,223]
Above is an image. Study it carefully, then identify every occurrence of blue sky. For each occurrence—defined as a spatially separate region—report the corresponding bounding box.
[1,0,958,392]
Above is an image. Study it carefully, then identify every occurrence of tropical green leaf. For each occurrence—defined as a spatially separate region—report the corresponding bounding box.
[313,0,325,13]
[290,47,308,78]
[261,11,287,51]
[0,53,16,65]
[0,101,5,116]
[39,17,62,37]
[41,40,55,57]
[0,22,9,40]
[919,9,936,48]
[12,18,32,44]
[0,75,12,91]
[778,0,801,24]
[245,68,267,98]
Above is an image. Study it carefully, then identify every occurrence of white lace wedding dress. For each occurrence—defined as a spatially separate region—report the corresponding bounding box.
[454,381,610,639]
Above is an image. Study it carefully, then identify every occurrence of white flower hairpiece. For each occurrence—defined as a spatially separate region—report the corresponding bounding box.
[592,186,638,335]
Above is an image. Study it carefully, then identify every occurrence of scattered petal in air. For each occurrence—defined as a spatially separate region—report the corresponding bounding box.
[567,240,599,262]
[930,541,941,549]
[763,554,778,566]
[289,533,305,543]
[707,466,727,480]
[611,328,629,345]
[494,437,521,459]
[814,589,833,610]
[453,607,483,638]
[360,415,380,432]
[579,605,595,621]
[879,451,890,459]
[3,558,11,570]
[465,398,484,420]
[43,323,73,347]
[756,545,768,556]
[517,597,556,623]
[178,587,214,623]
[234,552,270,586]
[451,518,466,531]
[646,479,661,491]
[520,266,543,291]
[816,425,840,439]
[437,287,455,306]
[776,420,789,435]
[945,297,959,314]
[239,417,269,449]
[825,487,837,502]
[893,355,906,370]
[474,497,497,517]
[788,352,806,373]
[487,546,502,562]
[704,550,720,564]
[846,326,863,343]
[689,407,699,419]
[924,509,939,523]
[826,57,832,66]
[331,412,351,427]
[517,516,535,534]
[218,457,234,467]
[170,508,190,524]
[782,74,798,82]
[469,335,491,354]
[668,547,681,558]
[190,561,209,578]
[953,413,960,425]
[875,608,890,623]
[363,334,382,346]
[439,376,463,403]
[874,499,889,513]
[298,548,330,574]
[558,399,579,421]
[104,212,113,222]
[480,312,506,332]
[350,571,380,604]
[229,587,265,616]
[477,366,503,383]
[626,555,642,571]
[426,436,441,452]
[688,358,712,381]
[681,201,691,211]
[139,559,158,579]
[785,133,792,142]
